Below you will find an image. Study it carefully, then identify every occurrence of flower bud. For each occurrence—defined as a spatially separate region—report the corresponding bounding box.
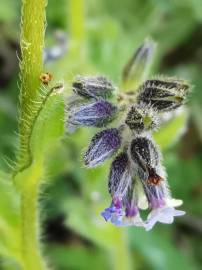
[67,100,117,132]
[130,136,160,181]
[125,105,158,133]
[122,39,156,89]
[84,128,122,168]
[73,75,115,99]
[108,152,131,198]
[137,78,189,112]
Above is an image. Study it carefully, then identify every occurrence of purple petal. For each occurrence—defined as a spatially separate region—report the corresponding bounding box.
[101,199,125,225]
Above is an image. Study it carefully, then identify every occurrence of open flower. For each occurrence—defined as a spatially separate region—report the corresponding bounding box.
[145,199,185,231]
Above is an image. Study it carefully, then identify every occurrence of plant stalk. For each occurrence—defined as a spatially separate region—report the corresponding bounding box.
[18,0,47,269]
[19,0,47,164]
[110,231,132,270]
[20,163,46,270]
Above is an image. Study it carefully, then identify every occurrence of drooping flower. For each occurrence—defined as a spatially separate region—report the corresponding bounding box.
[102,152,144,227]
[67,38,190,230]
[130,136,185,229]
[84,128,122,168]
[103,152,131,225]
[67,100,118,132]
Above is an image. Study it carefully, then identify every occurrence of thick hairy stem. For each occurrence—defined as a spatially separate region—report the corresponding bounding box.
[19,0,47,164]
[20,163,46,270]
[18,0,47,269]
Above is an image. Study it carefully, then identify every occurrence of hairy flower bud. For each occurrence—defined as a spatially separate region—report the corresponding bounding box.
[108,152,131,198]
[122,39,156,89]
[137,78,189,112]
[67,100,118,132]
[125,105,158,132]
[130,136,160,182]
[73,75,115,99]
[84,128,122,168]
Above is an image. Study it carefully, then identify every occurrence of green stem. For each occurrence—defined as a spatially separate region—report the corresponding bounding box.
[20,163,46,270]
[69,0,85,42]
[110,231,132,270]
[19,0,47,164]
[18,0,47,269]
[68,0,85,59]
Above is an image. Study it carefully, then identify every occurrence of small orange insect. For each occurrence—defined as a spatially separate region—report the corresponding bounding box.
[147,167,164,186]
[39,72,53,85]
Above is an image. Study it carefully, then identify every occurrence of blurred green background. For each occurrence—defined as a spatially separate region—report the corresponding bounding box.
[0,0,202,269]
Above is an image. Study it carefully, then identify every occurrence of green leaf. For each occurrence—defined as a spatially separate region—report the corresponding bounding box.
[30,88,65,161]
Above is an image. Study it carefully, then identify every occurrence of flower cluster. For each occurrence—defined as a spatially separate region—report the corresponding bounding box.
[67,40,190,230]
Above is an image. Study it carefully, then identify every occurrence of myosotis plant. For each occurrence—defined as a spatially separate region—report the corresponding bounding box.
[67,39,190,230]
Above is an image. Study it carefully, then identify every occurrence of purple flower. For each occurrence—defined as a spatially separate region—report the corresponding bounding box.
[67,100,117,132]
[73,75,115,99]
[137,78,189,112]
[101,198,125,226]
[84,128,122,168]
